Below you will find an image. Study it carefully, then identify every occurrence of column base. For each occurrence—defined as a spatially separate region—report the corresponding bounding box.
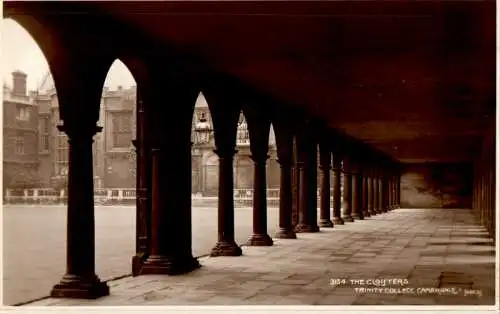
[210,240,242,257]
[275,228,297,239]
[294,223,320,233]
[342,215,354,222]
[131,252,149,276]
[140,254,201,275]
[367,210,376,216]
[51,274,109,299]
[247,233,274,246]
[319,219,334,228]
[362,210,371,218]
[332,217,345,225]
[352,213,365,220]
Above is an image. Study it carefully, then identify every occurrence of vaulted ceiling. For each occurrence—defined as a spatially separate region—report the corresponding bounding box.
[5,1,496,163]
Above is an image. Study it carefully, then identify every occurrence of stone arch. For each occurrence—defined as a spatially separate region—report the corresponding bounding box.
[1,18,62,191]
[2,17,63,96]
[98,59,138,189]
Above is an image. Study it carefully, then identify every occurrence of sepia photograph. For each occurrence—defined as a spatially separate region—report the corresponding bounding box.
[0,0,497,313]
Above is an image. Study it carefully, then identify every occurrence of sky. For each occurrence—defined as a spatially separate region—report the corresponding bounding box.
[1,18,136,92]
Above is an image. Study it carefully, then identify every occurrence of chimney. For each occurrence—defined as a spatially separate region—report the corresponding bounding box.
[12,70,27,96]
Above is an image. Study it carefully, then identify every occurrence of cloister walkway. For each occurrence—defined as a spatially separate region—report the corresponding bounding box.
[25,208,496,306]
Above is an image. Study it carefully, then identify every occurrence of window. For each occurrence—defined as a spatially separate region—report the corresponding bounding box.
[16,106,30,121]
[41,135,49,150]
[112,112,132,148]
[14,136,24,155]
[39,116,50,151]
[53,133,69,176]
[42,116,50,133]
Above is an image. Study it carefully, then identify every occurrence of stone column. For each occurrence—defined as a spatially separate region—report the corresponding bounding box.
[379,173,386,213]
[373,168,380,214]
[386,172,392,212]
[487,151,493,234]
[51,122,109,299]
[367,167,375,216]
[387,173,393,210]
[396,171,401,208]
[247,152,273,246]
[140,135,200,275]
[490,152,495,236]
[483,167,489,231]
[295,126,320,233]
[480,173,485,226]
[351,162,364,220]
[361,168,370,217]
[275,156,296,239]
[342,158,354,222]
[138,70,200,274]
[210,148,242,256]
[390,173,395,209]
[392,172,397,209]
[202,81,245,257]
[132,87,151,276]
[331,153,344,225]
[272,114,297,239]
[487,169,490,233]
[319,145,333,227]
[244,105,274,246]
[291,136,300,228]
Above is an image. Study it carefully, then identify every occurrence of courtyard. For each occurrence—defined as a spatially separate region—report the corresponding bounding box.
[2,203,279,305]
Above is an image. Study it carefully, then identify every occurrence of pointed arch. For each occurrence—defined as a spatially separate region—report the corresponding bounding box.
[98,58,138,189]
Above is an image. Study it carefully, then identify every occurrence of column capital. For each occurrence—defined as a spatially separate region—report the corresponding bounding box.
[57,122,102,142]
[214,148,238,159]
[132,139,152,151]
[332,154,342,171]
[319,163,332,171]
[296,161,307,169]
[250,154,270,164]
[132,139,139,150]
[350,164,361,175]
[151,138,192,152]
[344,159,360,174]
[277,157,292,168]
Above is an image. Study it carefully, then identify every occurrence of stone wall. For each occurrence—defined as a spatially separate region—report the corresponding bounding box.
[472,116,495,239]
[104,151,136,188]
[194,147,280,196]
[400,163,473,209]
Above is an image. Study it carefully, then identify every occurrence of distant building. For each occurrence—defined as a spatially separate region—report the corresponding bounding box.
[2,70,41,190]
[3,72,279,194]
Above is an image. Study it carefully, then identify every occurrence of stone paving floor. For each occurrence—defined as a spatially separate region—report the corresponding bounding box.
[23,208,497,306]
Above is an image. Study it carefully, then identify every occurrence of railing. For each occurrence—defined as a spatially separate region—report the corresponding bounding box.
[4,187,340,207]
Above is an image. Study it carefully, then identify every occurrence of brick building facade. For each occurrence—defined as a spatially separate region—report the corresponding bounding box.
[2,71,280,194]
[2,71,41,189]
